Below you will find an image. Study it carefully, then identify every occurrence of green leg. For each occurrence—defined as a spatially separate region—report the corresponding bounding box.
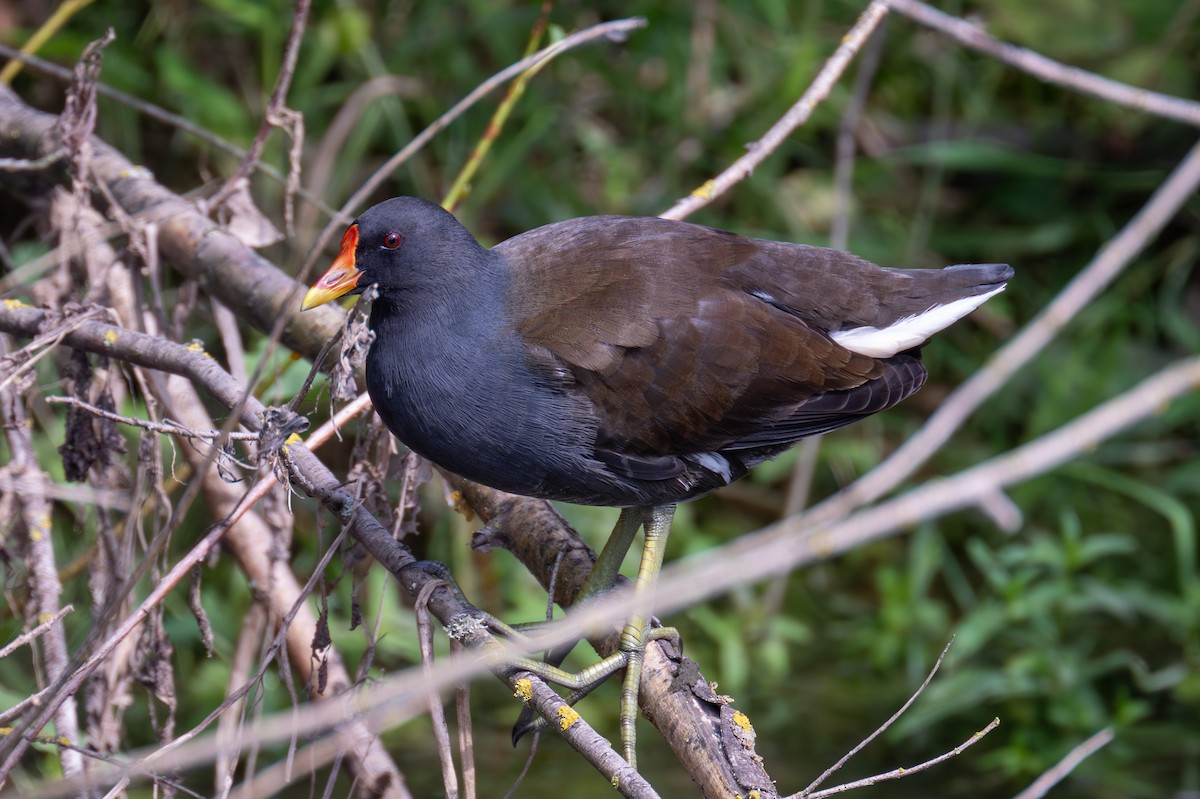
[616,503,675,768]
[574,506,647,604]
[499,504,679,769]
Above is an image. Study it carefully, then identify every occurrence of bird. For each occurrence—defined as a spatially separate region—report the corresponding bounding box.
[301,196,1012,767]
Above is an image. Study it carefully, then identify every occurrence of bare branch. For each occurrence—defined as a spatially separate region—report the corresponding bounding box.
[829,18,888,252]
[0,85,343,362]
[0,150,65,171]
[1012,728,1114,799]
[642,353,1200,627]
[799,640,954,796]
[886,0,1200,128]
[0,605,75,660]
[0,43,337,217]
[661,0,890,221]
[805,718,1001,799]
[452,638,477,799]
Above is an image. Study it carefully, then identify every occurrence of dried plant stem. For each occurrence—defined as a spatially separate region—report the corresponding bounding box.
[208,0,311,214]
[46,395,259,441]
[417,581,460,799]
[442,1,554,213]
[0,0,96,84]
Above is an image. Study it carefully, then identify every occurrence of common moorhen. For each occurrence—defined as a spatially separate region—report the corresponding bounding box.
[302,196,1012,765]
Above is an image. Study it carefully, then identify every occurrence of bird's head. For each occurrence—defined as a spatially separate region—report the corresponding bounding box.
[301,197,486,310]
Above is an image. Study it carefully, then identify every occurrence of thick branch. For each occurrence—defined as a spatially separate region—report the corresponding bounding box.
[0,85,341,360]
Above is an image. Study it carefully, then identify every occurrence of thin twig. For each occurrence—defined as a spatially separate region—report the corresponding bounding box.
[805,718,1000,799]
[296,74,423,248]
[0,150,65,171]
[0,686,53,727]
[45,395,259,441]
[829,18,888,252]
[0,305,110,394]
[798,639,955,796]
[0,44,336,217]
[450,639,476,799]
[886,0,1200,128]
[416,580,460,799]
[0,605,74,660]
[0,473,130,509]
[1011,728,1114,799]
[300,17,648,285]
[214,603,266,798]
[147,526,351,777]
[208,0,311,211]
[660,0,890,221]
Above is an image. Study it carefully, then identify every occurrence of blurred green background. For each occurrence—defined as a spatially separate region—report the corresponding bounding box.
[1,0,1198,797]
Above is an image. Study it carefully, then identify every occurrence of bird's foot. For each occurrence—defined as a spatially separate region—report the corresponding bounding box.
[505,624,681,766]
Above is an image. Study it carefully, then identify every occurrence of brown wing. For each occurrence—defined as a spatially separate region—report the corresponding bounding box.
[496,216,892,457]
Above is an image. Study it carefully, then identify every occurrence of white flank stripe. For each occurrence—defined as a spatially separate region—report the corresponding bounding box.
[688,452,733,482]
[830,285,1006,358]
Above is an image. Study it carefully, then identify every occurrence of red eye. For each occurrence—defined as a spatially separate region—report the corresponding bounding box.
[383,231,403,249]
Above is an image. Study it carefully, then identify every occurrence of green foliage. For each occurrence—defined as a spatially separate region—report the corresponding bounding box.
[1,0,1198,796]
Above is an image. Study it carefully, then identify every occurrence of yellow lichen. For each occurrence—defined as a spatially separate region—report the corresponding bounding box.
[103,329,118,347]
[3,298,29,309]
[557,705,581,731]
[732,711,753,733]
[610,775,620,790]
[513,678,533,702]
[279,432,304,454]
[447,490,474,520]
[690,179,717,199]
